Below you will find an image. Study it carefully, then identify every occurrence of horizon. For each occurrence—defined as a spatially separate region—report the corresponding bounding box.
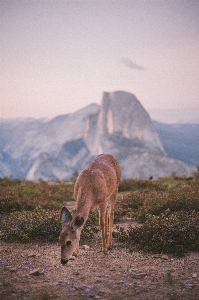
[1,0,199,119]
[1,99,199,124]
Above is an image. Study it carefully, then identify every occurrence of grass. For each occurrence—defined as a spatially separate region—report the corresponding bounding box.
[0,175,199,256]
[32,291,52,300]
[0,177,74,213]
[166,270,173,284]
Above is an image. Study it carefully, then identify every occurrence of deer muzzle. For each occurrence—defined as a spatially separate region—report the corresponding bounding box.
[61,258,68,265]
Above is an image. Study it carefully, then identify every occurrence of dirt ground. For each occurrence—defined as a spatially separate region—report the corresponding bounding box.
[1,227,199,300]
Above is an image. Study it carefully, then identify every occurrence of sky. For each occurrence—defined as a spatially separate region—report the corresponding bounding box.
[1,0,199,121]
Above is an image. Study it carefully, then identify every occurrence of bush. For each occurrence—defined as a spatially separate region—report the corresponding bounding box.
[125,182,199,222]
[0,178,74,213]
[0,207,61,242]
[1,176,199,257]
[81,210,100,241]
[118,178,165,192]
[0,206,99,243]
[115,211,199,257]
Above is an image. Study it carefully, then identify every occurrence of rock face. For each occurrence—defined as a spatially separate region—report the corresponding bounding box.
[84,91,165,156]
[0,91,196,179]
[27,139,93,180]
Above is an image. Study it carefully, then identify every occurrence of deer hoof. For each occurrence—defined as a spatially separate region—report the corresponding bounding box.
[102,248,108,253]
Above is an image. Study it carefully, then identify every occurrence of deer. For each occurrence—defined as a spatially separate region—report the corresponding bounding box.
[59,154,121,264]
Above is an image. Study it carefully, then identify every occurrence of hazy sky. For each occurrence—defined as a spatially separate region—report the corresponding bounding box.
[1,0,199,119]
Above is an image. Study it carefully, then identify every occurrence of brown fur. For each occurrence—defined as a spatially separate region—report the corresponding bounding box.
[59,154,121,264]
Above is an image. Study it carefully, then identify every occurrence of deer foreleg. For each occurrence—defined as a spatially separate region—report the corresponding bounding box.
[108,208,114,249]
[105,208,109,244]
[108,193,117,249]
[100,206,108,252]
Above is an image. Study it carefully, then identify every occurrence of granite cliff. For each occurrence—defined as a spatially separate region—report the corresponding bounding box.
[26,91,195,179]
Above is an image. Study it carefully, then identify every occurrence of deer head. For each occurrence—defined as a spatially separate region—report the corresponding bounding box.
[59,206,84,264]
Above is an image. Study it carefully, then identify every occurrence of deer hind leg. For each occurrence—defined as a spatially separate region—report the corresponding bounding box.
[105,205,109,244]
[99,205,108,252]
[108,192,117,250]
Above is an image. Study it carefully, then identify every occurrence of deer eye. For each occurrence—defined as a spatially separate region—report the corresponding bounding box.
[66,241,71,246]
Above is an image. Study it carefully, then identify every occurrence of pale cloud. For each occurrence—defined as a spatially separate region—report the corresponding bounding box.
[120,58,146,70]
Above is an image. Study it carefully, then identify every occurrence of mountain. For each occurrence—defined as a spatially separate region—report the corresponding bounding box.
[0,91,197,180]
[155,122,199,166]
[84,91,165,156]
[0,150,17,178]
[0,103,99,178]
[27,139,93,181]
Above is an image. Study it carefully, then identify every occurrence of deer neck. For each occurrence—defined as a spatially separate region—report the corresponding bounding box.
[75,190,92,223]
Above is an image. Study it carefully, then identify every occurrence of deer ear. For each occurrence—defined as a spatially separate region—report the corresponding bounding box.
[61,207,72,225]
[72,214,84,229]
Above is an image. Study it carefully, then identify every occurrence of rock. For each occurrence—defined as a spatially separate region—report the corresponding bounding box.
[73,271,80,276]
[161,255,169,260]
[132,273,147,279]
[192,273,197,278]
[88,293,97,298]
[29,268,41,276]
[70,256,76,260]
[10,268,17,272]
[82,245,90,250]
[184,283,194,289]
[83,287,91,294]
[27,253,36,257]
[98,290,107,294]
[123,282,129,287]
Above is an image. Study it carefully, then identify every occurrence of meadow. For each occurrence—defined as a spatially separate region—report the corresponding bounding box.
[1,174,199,257]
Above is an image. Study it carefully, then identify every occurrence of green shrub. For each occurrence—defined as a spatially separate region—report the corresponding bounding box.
[118,178,165,192]
[0,206,99,243]
[1,176,199,258]
[115,211,199,256]
[124,182,199,222]
[166,270,173,284]
[0,178,74,213]
[81,210,100,241]
[0,207,61,242]
[0,177,21,187]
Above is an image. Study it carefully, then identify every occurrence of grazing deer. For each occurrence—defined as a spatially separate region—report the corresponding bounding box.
[59,154,121,264]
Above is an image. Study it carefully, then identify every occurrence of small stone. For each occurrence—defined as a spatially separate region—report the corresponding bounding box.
[10,268,17,272]
[40,269,47,275]
[84,288,91,294]
[161,255,169,260]
[98,290,107,294]
[73,284,81,290]
[132,273,147,279]
[29,268,41,276]
[82,245,90,250]
[123,282,129,287]
[88,293,97,298]
[20,279,25,283]
[70,256,76,260]
[192,273,197,278]
[27,253,36,257]
[95,280,102,284]
[184,283,194,289]
[73,272,80,276]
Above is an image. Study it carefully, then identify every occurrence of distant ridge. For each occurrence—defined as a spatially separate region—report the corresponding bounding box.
[0,91,196,179]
